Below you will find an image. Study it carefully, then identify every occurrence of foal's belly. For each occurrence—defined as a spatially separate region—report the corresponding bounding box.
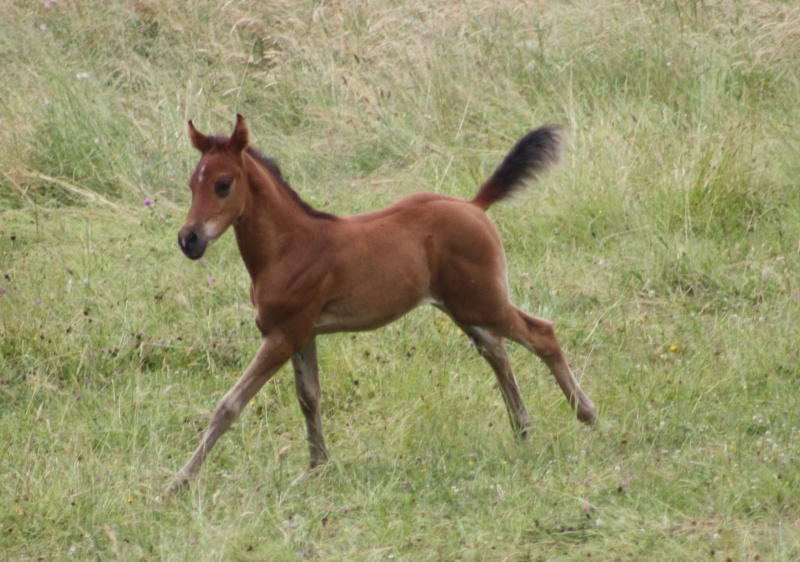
[313,290,432,334]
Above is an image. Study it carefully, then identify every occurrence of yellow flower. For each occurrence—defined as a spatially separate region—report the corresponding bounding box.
[127,497,135,504]
[668,345,678,352]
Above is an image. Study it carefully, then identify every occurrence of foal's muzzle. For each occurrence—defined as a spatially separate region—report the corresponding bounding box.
[178,225,208,260]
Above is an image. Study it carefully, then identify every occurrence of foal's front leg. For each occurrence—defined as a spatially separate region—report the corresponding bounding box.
[169,335,294,492]
[291,337,329,468]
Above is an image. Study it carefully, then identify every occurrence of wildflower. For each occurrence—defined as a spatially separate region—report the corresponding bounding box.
[668,345,678,352]
[143,198,153,207]
[208,276,215,284]
[34,299,41,306]
[44,0,58,7]
[127,497,135,504]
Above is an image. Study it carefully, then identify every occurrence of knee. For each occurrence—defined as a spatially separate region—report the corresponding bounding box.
[212,399,240,429]
[529,320,560,358]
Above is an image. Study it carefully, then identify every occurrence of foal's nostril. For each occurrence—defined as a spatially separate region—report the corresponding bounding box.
[178,227,206,259]
[178,230,196,249]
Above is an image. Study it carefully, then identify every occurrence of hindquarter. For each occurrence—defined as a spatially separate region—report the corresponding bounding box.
[428,206,512,327]
[314,198,512,333]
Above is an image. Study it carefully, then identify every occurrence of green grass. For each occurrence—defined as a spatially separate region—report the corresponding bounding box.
[2,0,800,559]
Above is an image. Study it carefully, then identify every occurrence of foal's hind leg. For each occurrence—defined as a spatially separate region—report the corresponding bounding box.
[460,325,532,438]
[504,307,597,424]
[291,337,329,469]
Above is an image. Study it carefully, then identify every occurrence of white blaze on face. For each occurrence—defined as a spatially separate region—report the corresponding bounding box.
[197,163,207,184]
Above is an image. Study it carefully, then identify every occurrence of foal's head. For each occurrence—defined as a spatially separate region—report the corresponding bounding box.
[178,114,251,260]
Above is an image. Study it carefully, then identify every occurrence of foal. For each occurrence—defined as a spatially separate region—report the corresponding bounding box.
[172,115,596,490]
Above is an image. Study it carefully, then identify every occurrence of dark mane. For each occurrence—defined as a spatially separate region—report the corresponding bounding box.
[208,135,336,220]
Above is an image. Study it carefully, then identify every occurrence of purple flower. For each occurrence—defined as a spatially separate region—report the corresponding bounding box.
[143,198,153,207]
[34,299,42,306]
[208,276,215,284]
[40,24,48,31]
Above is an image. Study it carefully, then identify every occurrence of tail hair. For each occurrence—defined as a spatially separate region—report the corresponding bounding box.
[471,125,563,210]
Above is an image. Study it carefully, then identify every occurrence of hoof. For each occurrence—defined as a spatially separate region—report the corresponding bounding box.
[514,422,532,441]
[577,402,598,425]
[167,474,191,494]
[292,462,331,487]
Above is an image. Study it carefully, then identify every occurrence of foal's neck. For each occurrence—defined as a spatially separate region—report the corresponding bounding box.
[234,155,316,280]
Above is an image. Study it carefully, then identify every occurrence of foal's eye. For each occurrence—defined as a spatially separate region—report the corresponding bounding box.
[214,178,233,197]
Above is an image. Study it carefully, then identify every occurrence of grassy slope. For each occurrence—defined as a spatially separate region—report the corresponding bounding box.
[1,0,799,560]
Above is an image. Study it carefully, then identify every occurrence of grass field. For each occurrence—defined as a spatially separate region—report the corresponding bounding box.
[2,0,800,560]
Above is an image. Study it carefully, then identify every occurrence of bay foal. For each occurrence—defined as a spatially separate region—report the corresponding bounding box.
[172,115,596,490]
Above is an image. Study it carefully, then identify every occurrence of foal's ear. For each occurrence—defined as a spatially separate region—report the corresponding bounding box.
[188,120,213,153]
[227,114,249,154]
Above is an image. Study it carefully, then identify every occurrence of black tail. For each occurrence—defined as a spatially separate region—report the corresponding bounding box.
[471,125,562,210]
